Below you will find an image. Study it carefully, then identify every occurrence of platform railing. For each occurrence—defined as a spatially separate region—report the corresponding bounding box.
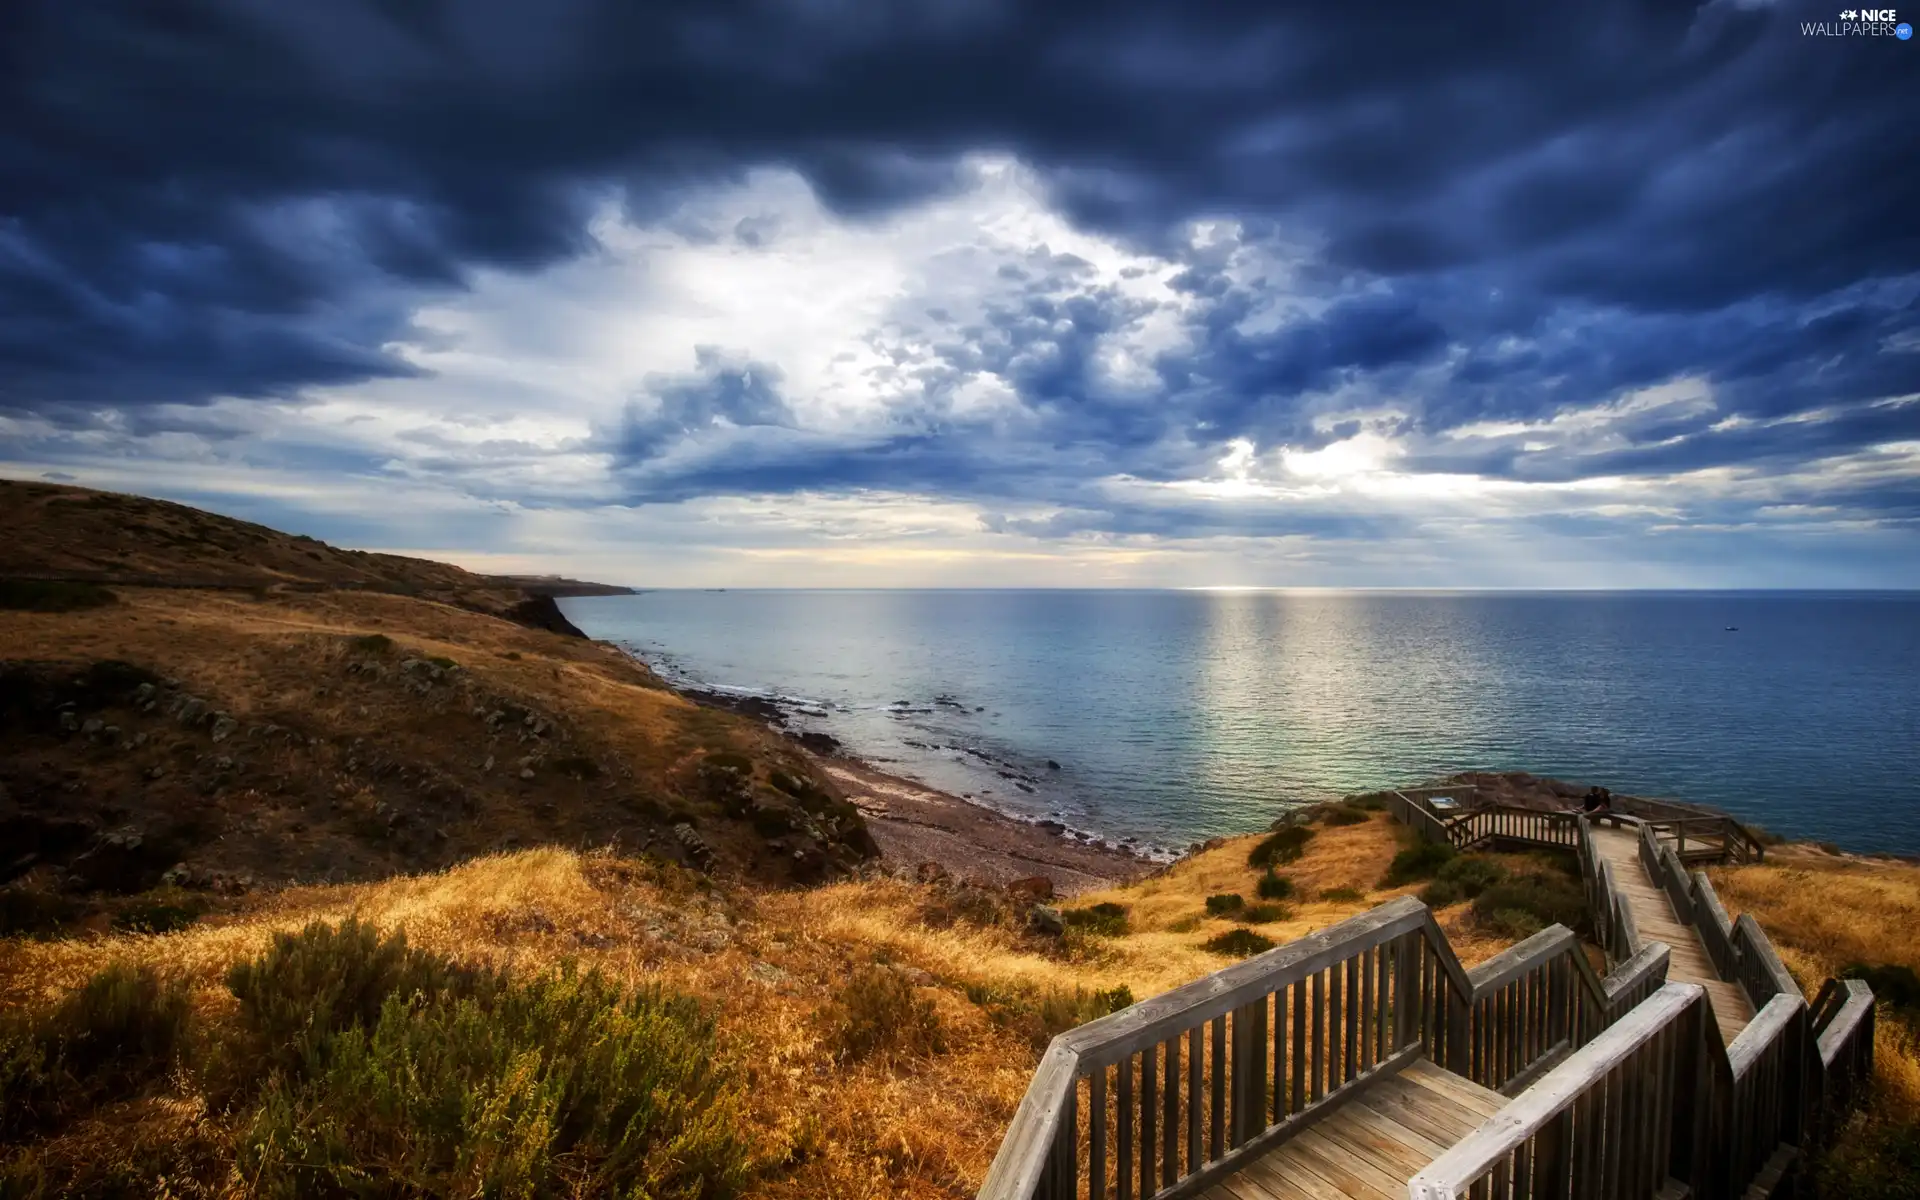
[977,893,1666,1200]
[1408,981,1709,1200]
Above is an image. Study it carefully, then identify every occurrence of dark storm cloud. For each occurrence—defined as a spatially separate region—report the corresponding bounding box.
[4,0,1918,522]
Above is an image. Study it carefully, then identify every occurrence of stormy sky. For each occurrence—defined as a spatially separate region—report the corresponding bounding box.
[3,0,1917,587]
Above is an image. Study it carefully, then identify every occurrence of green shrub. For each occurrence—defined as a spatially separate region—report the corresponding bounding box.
[347,633,393,655]
[1236,902,1291,924]
[236,967,748,1199]
[1843,963,1920,1014]
[1063,902,1129,937]
[1257,873,1295,901]
[1421,855,1507,908]
[1470,872,1588,940]
[823,966,944,1064]
[1815,1113,1920,1200]
[1352,795,1388,812]
[1322,805,1370,827]
[1383,838,1456,886]
[424,655,457,670]
[1205,893,1246,917]
[225,918,498,1082]
[1321,887,1366,903]
[965,983,1135,1049]
[1248,826,1315,868]
[0,579,117,612]
[1202,929,1275,957]
[111,899,205,935]
[1,963,191,1138]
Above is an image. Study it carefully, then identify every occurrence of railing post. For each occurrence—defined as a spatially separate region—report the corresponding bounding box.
[1445,974,1471,1077]
[1394,932,1418,1053]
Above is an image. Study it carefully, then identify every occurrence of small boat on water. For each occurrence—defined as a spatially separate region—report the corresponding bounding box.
[1724,625,1739,631]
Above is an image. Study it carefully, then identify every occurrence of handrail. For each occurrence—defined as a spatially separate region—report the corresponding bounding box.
[1731,913,1798,1005]
[977,892,1659,1200]
[1407,982,1708,1200]
[979,896,1448,1200]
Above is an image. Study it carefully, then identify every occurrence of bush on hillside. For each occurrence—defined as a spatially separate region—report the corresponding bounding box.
[1249,826,1315,868]
[1321,887,1366,903]
[1063,902,1129,937]
[1322,805,1370,827]
[1236,902,1291,924]
[1470,871,1588,940]
[347,633,393,655]
[1205,893,1246,917]
[1,963,191,1138]
[225,917,500,1083]
[0,888,84,938]
[1203,929,1275,957]
[1256,873,1295,901]
[236,966,748,1199]
[965,982,1135,1049]
[1383,838,1456,886]
[1421,855,1508,908]
[1816,1112,1920,1200]
[823,966,944,1064]
[1843,963,1920,1018]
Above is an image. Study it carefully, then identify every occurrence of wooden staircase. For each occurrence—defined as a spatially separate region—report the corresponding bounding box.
[977,788,1877,1200]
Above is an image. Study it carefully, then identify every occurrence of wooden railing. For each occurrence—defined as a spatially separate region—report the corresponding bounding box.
[1634,824,1799,1010]
[1408,981,1709,1200]
[977,897,1438,1200]
[1807,978,1876,1149]
[1448,806,1580,853]
[976,895,1662,1200]
[1578,818,1640,964]
[1640,813,1768,865]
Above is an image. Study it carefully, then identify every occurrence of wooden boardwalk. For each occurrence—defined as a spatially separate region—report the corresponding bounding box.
[980,794,1879,1200]
[1197,1062,1503,1200]
[1590,825,1754,1045]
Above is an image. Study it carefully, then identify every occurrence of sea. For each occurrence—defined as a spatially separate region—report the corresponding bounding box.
[560,590,1920,859]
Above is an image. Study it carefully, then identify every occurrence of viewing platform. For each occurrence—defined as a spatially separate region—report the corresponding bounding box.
[978,788,1877,1200]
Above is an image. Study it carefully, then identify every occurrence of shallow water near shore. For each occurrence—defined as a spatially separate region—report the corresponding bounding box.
[562,590,1920,857]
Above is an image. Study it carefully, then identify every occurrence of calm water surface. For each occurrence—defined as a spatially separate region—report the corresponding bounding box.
[561,591,1920,857]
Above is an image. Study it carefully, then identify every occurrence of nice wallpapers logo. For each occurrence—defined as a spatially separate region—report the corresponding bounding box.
[1803,7,1913,35]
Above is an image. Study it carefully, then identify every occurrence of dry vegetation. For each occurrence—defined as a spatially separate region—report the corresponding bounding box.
[1711,847,1920,1195]
[0,801,1556,1198]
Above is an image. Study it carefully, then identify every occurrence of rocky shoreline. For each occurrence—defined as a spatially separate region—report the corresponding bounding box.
[673,683,1154,895]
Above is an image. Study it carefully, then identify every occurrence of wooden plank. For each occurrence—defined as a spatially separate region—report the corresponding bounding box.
[1287,1127,1404,1199]
[1398,1061,1507,1120]
[1239,1151,1353,1200]
[1343,1097,1451,1158]
[1155,1047,1420,1200]
[1356,1078,1485,1147]
[1316,1104,1440,1177]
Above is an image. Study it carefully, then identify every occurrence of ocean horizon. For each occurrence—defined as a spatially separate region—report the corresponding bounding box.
[561,588,1920,858]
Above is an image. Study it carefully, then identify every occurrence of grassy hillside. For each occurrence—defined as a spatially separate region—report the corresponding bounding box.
[0,802,1546,1198]
[0,480,536,603]
[1710,848,1920,1195]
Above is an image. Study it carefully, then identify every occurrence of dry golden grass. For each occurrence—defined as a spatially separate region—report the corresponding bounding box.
[1711,846,1920,1126]
[0,808,1551,1197]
